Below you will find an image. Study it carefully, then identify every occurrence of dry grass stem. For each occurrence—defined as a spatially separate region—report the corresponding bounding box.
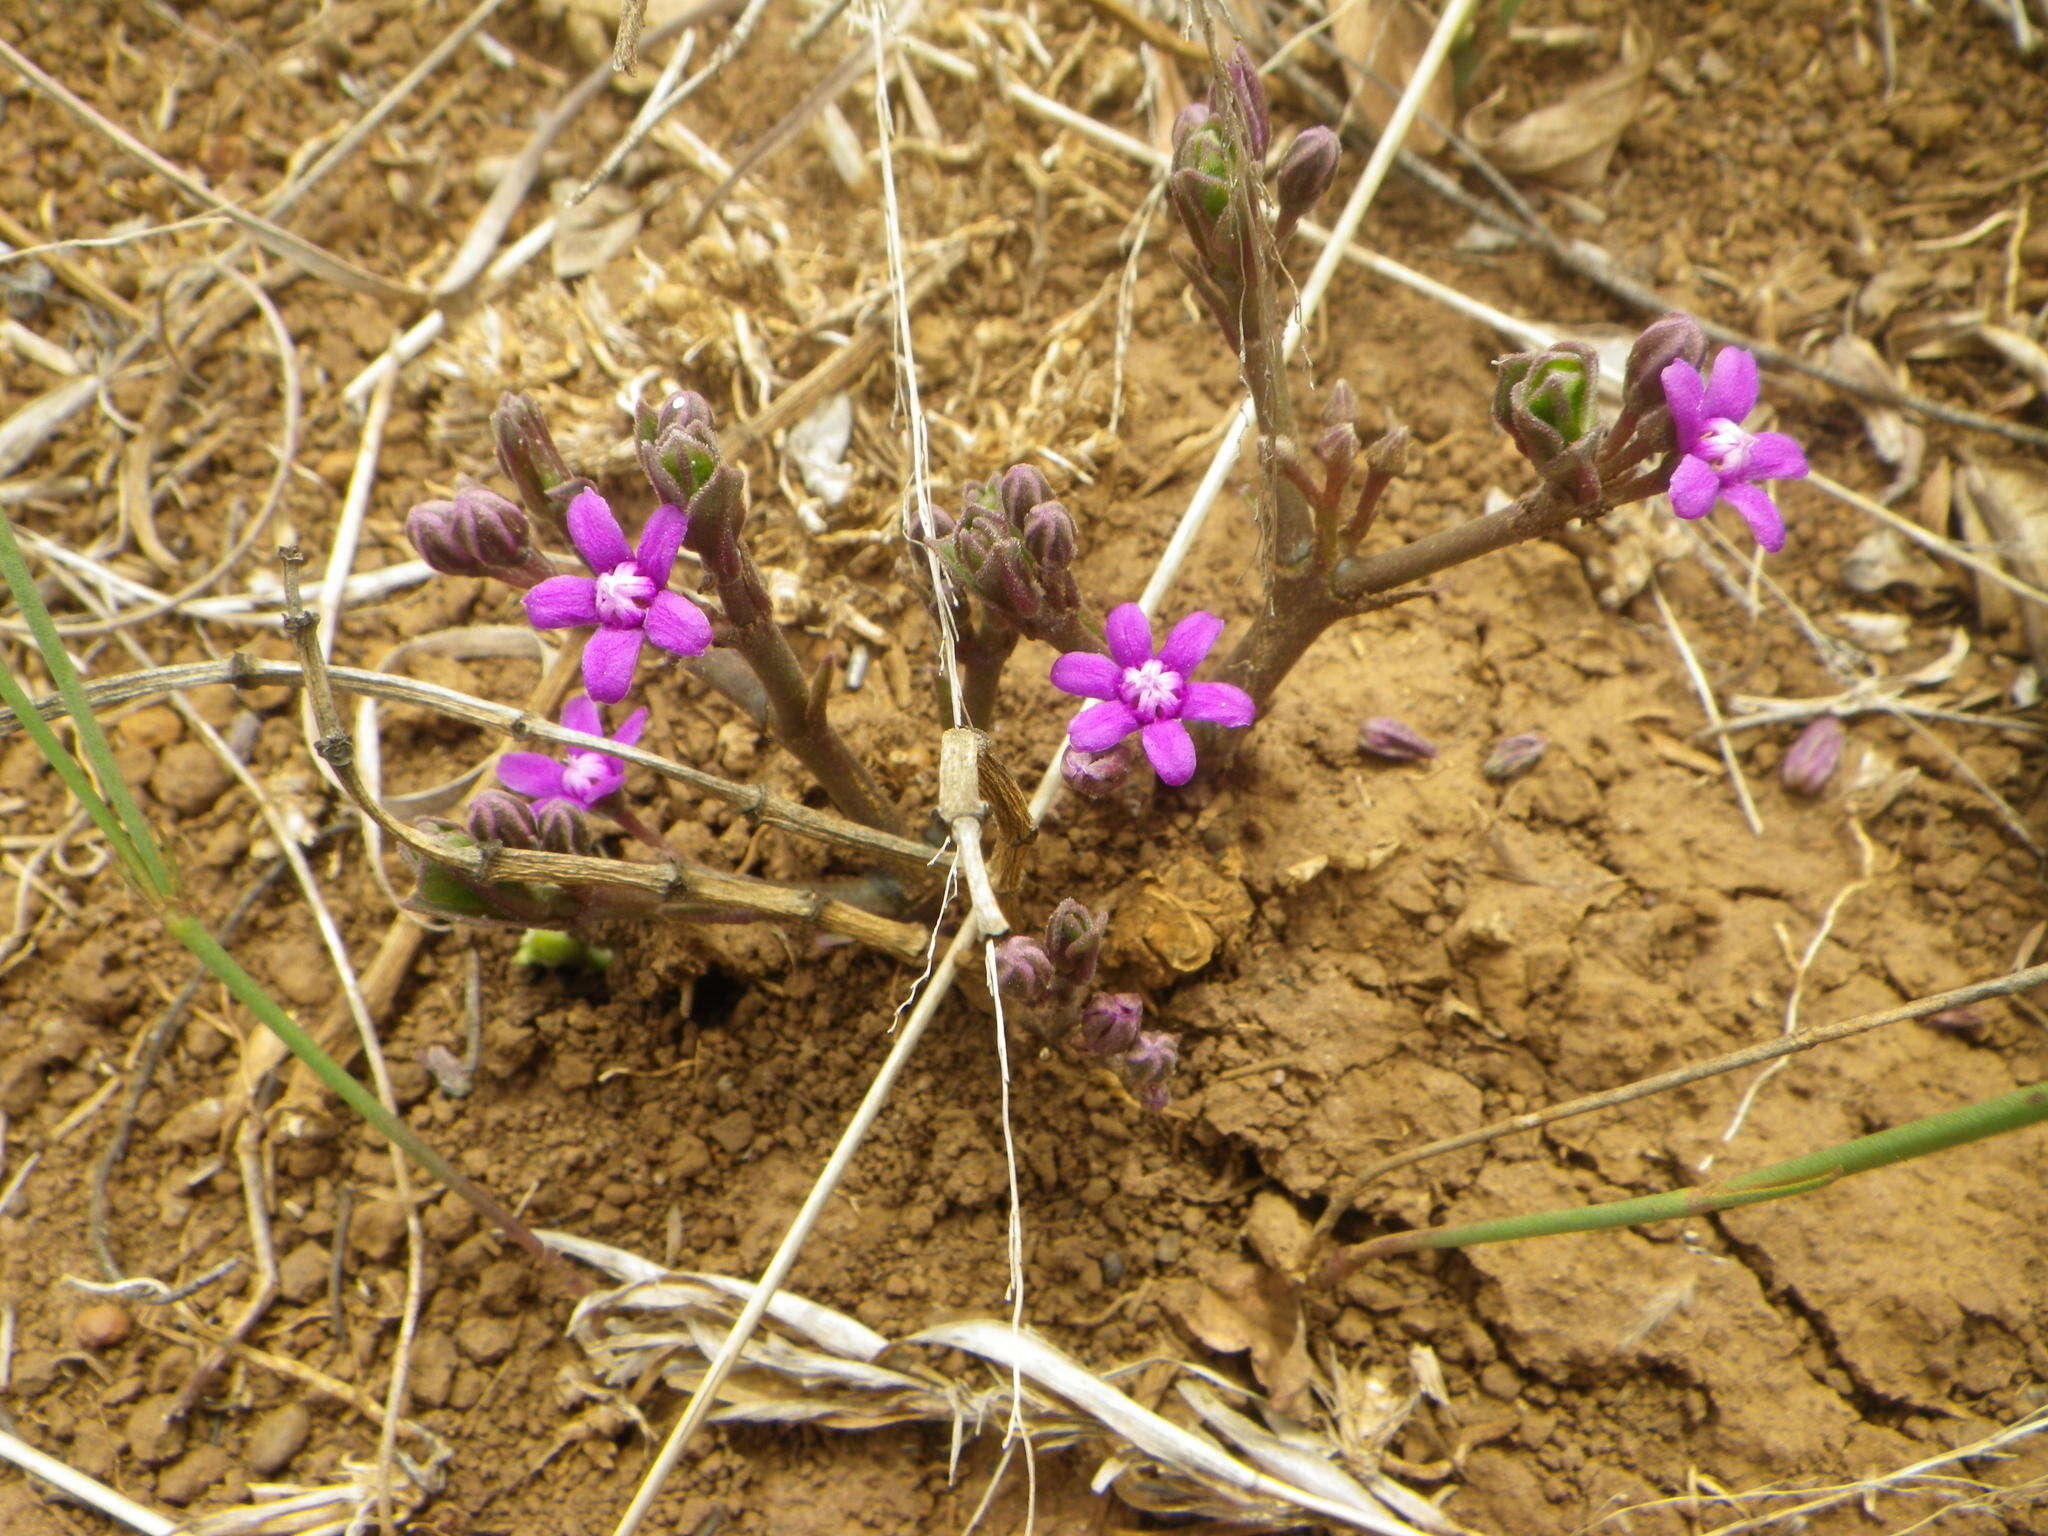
[1650,577,1765,837]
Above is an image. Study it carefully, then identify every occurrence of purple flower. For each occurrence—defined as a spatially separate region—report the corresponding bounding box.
[1660,348,1809,554]
[496,695,647,811]
[522,488,713,703]
[1050,605,1255,787]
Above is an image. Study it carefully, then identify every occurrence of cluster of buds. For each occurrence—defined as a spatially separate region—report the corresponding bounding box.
[405,478,556,588]
[1169,47,1339,350]
[1489,314,1712,517]
[994,901,1180,1111]
[400,793,601,930]
[926,464,1080,644]
[635,390,762,628]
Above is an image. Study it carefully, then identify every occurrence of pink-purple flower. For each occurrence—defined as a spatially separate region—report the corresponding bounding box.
[496,695,647,811]
[522,488,713,702]
[1050,604,1255,786]
[1660,347,1809,554]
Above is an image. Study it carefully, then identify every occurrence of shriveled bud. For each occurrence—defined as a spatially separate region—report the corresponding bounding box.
[492,393,572,523]
[1781,717,1845,796]
[406,480,550,586]
[1482,732,1548,783]
[1223,45,1271,161]
[994,935,1055,1008]
[1043,899,1106,991]
[535,800,597,855]
[1274,126,1339,237]
[1076,992,1143,1058]
[999,464,1054,528]
[1121,1030,1179,1111]
[1062,739,1139,800]
[1022,501,1077,569]
[1358,716,1437,763]
[467,791,539,849]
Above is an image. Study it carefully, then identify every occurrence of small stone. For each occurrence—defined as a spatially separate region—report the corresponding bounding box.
[157,1096,229,1149]
[349,1199,409,1264]
[126,1395,188,1466]
[411,1331,458,1408]
[277,1240,328,1304]
[455,1316,518,1365]
[706,1109,755,1156]
[669,1131,710,1180]
[156,1444,234,1506]
[475,1259,531,1316]
[244,1403,313,1475]
[148,741,235,816]
[73,1303,132,1349]
[116,706,182,751]
[1480,1361,1522,1399]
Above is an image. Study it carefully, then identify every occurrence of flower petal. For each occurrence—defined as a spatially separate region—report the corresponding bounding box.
[1659,358,1706,448]
[566,488,632,572]
[1103,603,1153,668]
[1667,455,1720,520]
[635,502,690,588]
[1139,719,1197,786]
[611,706,649,749]
[1068,699,1141,752]
[1180,680,1255,728]
[561,695,601,737]
[1157,610,1224,675]
[524,575,600,629]
[1722,481,1786,554]
[497,753,568,800]
[1702,346,1759,424]
[581,626,646,703]
[570,754,626,806]
[643,590,712,657]
[1049,651,1122,700]
[1744,430,1809,482]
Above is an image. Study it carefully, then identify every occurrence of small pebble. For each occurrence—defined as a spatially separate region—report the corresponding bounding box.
[456,1316,518,1365]
[74,1303,132,1349]
[244,1403,313,1475]
[156,1444,234,1506]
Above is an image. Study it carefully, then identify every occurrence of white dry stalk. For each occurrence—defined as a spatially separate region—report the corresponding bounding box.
[606,5,1483,1532]
[0,1422,177,1536]
[554,1235,1444,1535]
[1650,576,1765,837]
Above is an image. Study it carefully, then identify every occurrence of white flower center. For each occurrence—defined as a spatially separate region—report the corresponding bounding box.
[593,561,654,624]
[1119,659,1185,721]
[1699,418,1754,476]
[561,751,608,802]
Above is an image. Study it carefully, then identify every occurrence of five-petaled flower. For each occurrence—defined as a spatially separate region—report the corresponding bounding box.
[1050,604,1255,786]
[497,695,647,811]
[1660,347,1808,554]
[523,488,713,702]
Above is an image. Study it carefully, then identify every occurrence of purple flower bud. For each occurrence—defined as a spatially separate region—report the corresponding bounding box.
[467,790,539,849]
[535,800,597,855]
[406,480,549,586]
[1364,424,1411,480]
[1482,732,1548,783]
[978,543,1042,625]
[1121,1030,1179,1111]
[657,389,716,437]
[1062,739,1140,799]
[1022,501,1077,569]
[1781,717,1845,796]
[1171,102,1213,152]
[1076,992,1143,1057]
[1274,126,1339,237]
[1620,313,1708,438]
[492,394,572,523]
[1358,716,1437,763]
[1043,899,1106,990]
[999,464,1054,528]
[920,504,957,541]
[994,935,1055,1007]
[1223,45,1270,161]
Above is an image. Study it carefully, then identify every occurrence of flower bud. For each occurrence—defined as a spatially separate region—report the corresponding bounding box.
[1493,344,1598,471]
[999,464,1054,528]
[918,504,957,541]
[1043,899,1106,991]
[406,480,549,586]
[1121,1030,1179,1111]
[492,394,572,522]
[1781,717,1845,796]
[1076,992,1143,1058]
[514,928,613,971]
[535,800,597,855]
[1364,424,1411,481]
[1022,501,1077,569]
[1274,126,1339,237]
[1482,732,1548,783]
[1622,314,1708,419]
[978,543,1042,625]
[1062,739,1139,800]
[466,790,539,849]
[1358,716,1437,762]
[994,935,1055,1008]
[1224,45,1271,161]
[657,389,717,438]
[1170,101,1212,153]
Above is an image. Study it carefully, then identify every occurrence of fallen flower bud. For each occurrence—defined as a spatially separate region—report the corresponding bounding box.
[1483,732,1548,782]
[1781,716,1845,795]
[1358,716,1437,762]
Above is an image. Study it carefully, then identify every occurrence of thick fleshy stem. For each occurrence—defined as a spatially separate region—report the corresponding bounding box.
[639,396,905,837]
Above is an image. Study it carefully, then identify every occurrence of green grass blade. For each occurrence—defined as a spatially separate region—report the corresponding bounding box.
[0,509,175,900]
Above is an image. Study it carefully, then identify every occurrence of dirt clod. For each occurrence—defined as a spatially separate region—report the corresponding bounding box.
[72,1303,131,1348]
[243,1403,313,1475]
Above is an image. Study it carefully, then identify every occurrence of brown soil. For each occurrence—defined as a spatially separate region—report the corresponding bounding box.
[3,0,2048,1533]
